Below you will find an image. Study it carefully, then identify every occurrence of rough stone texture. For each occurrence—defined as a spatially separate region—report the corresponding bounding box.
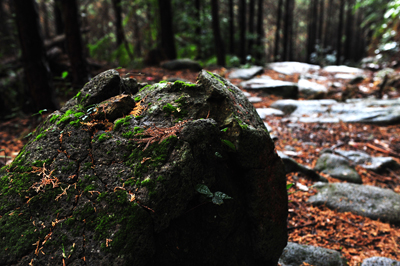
[361,256,400,266]
[278,242,348,266]
[314,153,362,183]
[0,70,287,265]
[298,79,327,97]
[241,78,299,99]
[308,182,400,223]
[277,151,327,182]
[267,62,320,75]
[228,66,264,80]
[160,58,202,71]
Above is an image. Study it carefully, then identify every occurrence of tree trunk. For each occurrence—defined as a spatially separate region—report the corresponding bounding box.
[158,0,176,60]
[317,0,324,45]
[323,0,333,50]
[195,0,203,58]
[288,0,294,61]
[344,0,354,62]
[14,0,58,112]
[133,4,142,57]
[228,0,235,54]
[54,0,64,36]
[255,0,264,63]
[112,0,124,47]
[282,0,293,61]
[40,1,50,39]
[336,0,345,65]
[61,0,90,89]
[238,0,246,63]
[274,0,283,61]
[211,0,225,66]
[248,0,255,58]
[306,0,317,63]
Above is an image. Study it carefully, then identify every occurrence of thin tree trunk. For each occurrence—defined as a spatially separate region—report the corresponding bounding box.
[211,0,225,66]
[282,0,290,61]
[288,0,294,61]
[14,0,58,112]
[229,0,235,54]
[112,0,133,61]
[256,0,264,63]
[158,0,176,60]
[195,0,203,58]
[274,0,283,61]
[318,0,324,44]
[323,0,333,50]
[336,0,345,65]
[61,0,90,89]
[306,0,317,63]
[248,0,255,58]
[238,0,246,63]
[344,0,354,62]
[133,4,142,57]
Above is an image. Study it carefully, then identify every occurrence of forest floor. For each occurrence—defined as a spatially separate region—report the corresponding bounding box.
[1,65,400,265]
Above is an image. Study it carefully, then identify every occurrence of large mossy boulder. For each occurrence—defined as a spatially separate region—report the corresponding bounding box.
[0,70,287,265]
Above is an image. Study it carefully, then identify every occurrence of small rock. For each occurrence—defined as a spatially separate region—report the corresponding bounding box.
[279,242,348,266]
[298,79,328,97]
[361,256,400,266]
[308,183,400,223]
[268,62,320,75]
[314,153,362,183]
[256,108,285,119]
[160,58,202,71]
[228,66,264,80]
[323,65,364,74]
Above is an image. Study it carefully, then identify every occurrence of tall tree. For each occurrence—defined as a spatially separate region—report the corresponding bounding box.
[238,0,246,63]
[317,0,324,44]
[336,0,345,65]
[228,0,235,54]
[61,0,90,89]
[248,0,255,58]
[344,0,354,62]
[282,0,294,61]
[255,0,264,63]
[323,0,333,50]
[54,0,64,36]
[195,0,202,58]
[211,0,225,66]
[158,0,176,60]
[274,0,283,61]
[306,0,318,63]
[112,0,124,47]
[14,0,58,112]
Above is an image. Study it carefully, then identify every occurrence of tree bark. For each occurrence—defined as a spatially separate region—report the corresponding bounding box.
[61,0,90,89]
[158,0,176,60]
[274,0,283,61]
[228,0,235,54]
[256,0,264,63]
[317,0,324,44]
[283,0,294,61]
[336,0,345,65]
[323,0,333,50]
[40,1,50,39]
[211,0,225,66]
[306,0,318,63]
[344,0,354,62]
[238,0,246,63]
[14,0,58,112]
[54,0,64,36]
[248,0,255,58]
[195,0,202,58]
[112,0,124,47]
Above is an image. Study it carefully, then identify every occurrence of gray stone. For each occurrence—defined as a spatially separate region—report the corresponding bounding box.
[270,98,400,125]
[0,70,287,266]
[228,65,264,80]
[248,96,263,103]
[241,78,298,99]
[314,153,362,183]
[268,62,320,75]
[298,79,328,96]
[256,108,285,119]
[278,242,347,266]
[333,149,400,173]
[308,183,400,223]
[160,58,202,71]
[361,256,400,266]
[278,151,327,182]
[323,65,364,74]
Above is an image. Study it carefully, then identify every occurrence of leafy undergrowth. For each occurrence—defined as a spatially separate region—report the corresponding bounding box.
[1,66,400,265]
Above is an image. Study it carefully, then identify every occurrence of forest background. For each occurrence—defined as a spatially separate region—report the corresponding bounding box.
[0,0,399,116]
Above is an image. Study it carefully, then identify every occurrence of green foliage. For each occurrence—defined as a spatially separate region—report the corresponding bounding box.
[221,139,235,151]
[195,184,232,205]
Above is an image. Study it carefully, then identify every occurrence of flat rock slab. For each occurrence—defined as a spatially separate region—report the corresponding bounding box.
[270,98,400,125]
[308,183,400,223]
[298,79,328,97]
[256,108,284,119]
[323,65,364,74]
[160,58,202,71]
[333,149,400,173]
[361,256,400,266]
[228,66,263,80]
[314,153,362,183]
[268,62,320,75]
[241,78,298,99]
[278,242,347,266]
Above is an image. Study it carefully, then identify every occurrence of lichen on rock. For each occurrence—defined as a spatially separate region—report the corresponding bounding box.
[0,69,287,265]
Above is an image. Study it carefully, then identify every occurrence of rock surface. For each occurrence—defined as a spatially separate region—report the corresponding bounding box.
[298,78,328,97]
[268,62,320,75]
[241,78,298,99]
[228,65,264,80]
[0,70,287,265]
[361,256,400,266]
[278,242,348,266]
[308,183,400,223]
[270,98,400,125]
[314,153,362,183]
